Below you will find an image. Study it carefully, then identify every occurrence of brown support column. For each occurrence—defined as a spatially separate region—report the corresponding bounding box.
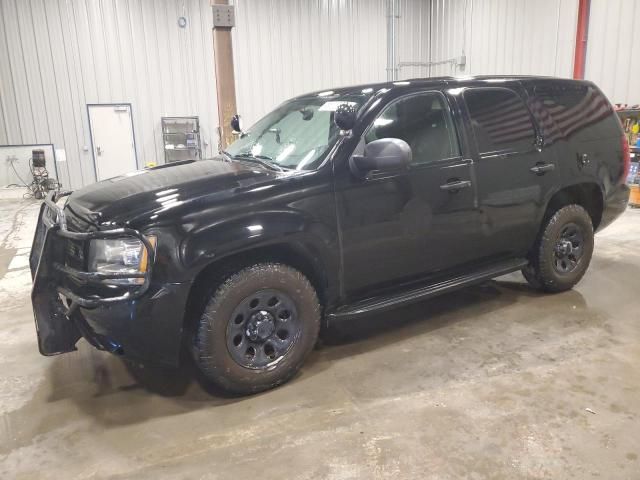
[211,0,237,150]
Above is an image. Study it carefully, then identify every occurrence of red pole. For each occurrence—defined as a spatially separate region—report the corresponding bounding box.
[573,0,591,79]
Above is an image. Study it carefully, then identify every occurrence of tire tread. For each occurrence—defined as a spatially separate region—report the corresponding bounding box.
[193,262,320,394]
[523,204,594,293]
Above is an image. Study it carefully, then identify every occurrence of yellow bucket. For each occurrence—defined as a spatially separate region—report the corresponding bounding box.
[630,184,640,208]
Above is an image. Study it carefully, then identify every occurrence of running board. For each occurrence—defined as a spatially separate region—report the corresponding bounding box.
[328,258,529,321]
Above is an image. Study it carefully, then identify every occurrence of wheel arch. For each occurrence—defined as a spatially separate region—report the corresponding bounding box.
[182,241,332,338]
[542,182,604,231]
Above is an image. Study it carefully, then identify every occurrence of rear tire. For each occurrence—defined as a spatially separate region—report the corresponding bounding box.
[192,263,321,395]
[522,204,594,293]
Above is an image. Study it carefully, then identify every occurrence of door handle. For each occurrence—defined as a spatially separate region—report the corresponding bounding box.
[530,163,555,175]
[440,179,472,192]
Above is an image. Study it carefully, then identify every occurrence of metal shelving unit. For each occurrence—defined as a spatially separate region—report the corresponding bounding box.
[161,116,201,163]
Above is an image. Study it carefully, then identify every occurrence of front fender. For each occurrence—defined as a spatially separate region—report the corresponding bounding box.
[180,209,340,298]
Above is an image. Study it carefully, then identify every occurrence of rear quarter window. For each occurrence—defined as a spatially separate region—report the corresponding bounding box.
[531,84,620,143]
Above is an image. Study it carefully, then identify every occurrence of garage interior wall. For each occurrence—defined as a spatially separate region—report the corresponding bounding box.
[233,0,385,128]
[412,0,637,105]
[233,0,432,127]
[410,0,579,78]
[585,0,640,106]
[0,0,219,190]
[234,0,639,126]
[231,0,583,127]
[1,0,638,189]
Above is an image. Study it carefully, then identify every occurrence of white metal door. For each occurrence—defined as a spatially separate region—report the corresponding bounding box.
[88,104,137,181]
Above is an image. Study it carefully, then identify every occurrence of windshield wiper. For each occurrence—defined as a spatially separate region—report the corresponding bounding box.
[230,153,285,171]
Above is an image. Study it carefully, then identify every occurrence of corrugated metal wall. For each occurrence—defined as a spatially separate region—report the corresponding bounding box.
[231,0,588,129]
[396,0,431,80]
[418,0,638,105]
[424,0,578,78]
[0,0,219,189]
[585,0,640,106]
[1,0,638,189]
[232,0,390,128]
[232,0,640,118]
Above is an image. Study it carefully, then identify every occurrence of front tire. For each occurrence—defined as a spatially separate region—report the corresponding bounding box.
[193,263,321,395]
[522,204,594,293]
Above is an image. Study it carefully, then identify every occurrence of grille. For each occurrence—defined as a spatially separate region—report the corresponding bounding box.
[65,239,86,270]
[62,204,95,271]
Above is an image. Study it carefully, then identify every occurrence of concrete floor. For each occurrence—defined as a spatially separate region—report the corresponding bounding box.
[0,197,639,479]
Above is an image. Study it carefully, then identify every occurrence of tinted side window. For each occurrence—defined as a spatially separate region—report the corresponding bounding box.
[532,84,618,142]
[464,88,536,154]
[365,93,460,164]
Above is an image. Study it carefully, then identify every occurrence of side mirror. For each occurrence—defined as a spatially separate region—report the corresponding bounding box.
[230,114,243,134]
[334,103,357,131]
[350,138,412,177]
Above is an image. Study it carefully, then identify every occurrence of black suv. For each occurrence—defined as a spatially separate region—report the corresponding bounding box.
[30,76,630,394]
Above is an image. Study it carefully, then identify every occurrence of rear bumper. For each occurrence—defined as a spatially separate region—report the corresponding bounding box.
[29,191,190,366]
[598,183,630,232]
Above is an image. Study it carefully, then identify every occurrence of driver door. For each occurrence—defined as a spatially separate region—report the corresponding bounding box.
[335,90,481,301]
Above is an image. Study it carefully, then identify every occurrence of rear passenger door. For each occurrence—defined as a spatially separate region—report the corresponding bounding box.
[461,86,558,259]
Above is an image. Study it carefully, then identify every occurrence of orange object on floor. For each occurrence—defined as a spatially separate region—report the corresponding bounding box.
[630,184,640,207]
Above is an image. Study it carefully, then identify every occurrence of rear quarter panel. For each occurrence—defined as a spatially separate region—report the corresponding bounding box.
[523,79,626,221]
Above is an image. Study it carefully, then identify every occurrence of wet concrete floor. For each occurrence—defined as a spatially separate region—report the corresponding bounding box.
[0,197,639,479]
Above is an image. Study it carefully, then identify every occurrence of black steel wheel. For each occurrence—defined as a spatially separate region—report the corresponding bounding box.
[522,204,594,293]
[193,263,320,394]
[226,289,301,369]
[553,222,585,274]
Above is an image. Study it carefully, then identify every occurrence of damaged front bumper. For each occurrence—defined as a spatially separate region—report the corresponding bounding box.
[29,191,157,358]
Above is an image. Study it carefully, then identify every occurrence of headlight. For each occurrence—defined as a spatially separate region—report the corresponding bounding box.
[88,236,156,285]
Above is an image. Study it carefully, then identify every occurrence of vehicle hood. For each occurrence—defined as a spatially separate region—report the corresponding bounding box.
[65,158,281,227]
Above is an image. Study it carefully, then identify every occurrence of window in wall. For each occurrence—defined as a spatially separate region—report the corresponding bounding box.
[365,92,460,164]
[464,88,536,154]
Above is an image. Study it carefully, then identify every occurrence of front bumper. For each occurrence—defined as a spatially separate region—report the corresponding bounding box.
[29,191,189,366]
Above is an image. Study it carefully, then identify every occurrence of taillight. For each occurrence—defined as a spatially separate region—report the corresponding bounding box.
[622,134,631,183]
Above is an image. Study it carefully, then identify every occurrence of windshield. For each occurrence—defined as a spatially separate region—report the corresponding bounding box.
[225,92,372,170]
